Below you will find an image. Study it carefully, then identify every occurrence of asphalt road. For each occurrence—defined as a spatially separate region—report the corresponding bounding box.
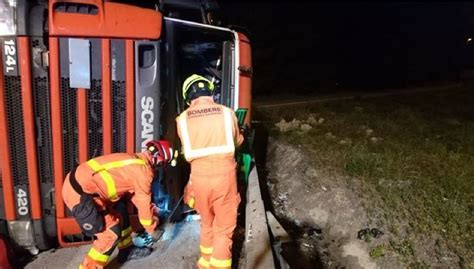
[253,83,462,109]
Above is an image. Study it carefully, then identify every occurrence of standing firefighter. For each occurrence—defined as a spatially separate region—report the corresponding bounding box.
[177,74,244,269]
[62,140,173,268]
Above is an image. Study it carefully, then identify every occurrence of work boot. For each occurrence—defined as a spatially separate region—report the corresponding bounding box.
[117,246,152,264]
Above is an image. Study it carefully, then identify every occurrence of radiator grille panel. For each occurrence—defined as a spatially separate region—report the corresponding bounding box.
[4,77,27,187]
[34,76,53,184]
[112,81,126,153]
[88,79,103,158]
[33,76,54,218]
[61,78,78,175]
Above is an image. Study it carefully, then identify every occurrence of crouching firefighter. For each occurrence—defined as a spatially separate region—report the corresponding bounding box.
[61,140,173,269]
[177,74,244,269]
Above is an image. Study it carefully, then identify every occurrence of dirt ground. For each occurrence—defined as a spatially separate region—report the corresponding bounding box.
[262,137,463,269]
[24,206,247,269]
[25,220,201,269]
[263,138,403,269]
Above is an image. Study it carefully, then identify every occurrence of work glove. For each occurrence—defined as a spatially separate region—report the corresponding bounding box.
[133,232,154,248]
[183,183,195,209]
[239,124,249,136]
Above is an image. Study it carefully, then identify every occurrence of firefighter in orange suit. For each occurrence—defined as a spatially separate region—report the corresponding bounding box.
[62,140,172,269]
[177,74,244,269]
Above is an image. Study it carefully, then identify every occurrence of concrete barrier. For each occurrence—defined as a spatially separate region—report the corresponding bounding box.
[242,164,275,269]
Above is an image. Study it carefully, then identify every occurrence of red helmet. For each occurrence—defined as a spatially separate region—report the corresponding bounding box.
[145,140,173,166]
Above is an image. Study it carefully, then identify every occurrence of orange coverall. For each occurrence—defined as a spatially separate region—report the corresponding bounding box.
[62,152,157,269]
[176,96,244,269]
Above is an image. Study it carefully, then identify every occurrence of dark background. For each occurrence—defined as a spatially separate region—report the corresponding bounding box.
[219,2,474,96]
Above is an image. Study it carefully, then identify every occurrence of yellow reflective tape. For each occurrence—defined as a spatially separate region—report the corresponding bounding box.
[210,257,232,268]
[140,218,153,226]
[121,226,132,237]
[78,265,84,269]
[101,159,146,170]
[87,159,102,171]
[98,170,117,200]
[88,159,146,201]
[87,160,117,200]
[188,197,195,209]
[198,257,209,268]
[200,245,213,255]
[117,235,133,249]
[87,247,109,263]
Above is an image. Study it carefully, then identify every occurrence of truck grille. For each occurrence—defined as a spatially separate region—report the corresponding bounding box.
[112,80,126,153]
[88,79,103,158]
[60,77,78,175]
[34,76,53,185]
[4,77,26,187]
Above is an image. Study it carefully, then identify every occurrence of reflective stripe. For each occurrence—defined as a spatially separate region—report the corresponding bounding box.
[101,159,146,170]
[87,247,109,263]
[140,218,153,226]
[87,159,117,200]
[117,235,133,249]
[209,257,232,268]
[179,108,235,160]
[78,265,84,269]
[198,257,210,268]
[121,226,132,237]
[98,170,116,200]
[87,158,147,201]
[200,245,213,255]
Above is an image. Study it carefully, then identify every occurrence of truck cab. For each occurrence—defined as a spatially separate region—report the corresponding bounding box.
[0,0,252,254]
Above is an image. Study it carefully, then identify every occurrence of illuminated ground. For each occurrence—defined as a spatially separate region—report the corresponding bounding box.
[25,219,201,269]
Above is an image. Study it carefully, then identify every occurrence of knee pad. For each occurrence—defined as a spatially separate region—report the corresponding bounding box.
[72,194,104,237]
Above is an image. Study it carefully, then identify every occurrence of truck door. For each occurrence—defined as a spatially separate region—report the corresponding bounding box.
[159,18,253,218]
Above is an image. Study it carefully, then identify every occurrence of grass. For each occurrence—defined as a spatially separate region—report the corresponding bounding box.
[370,244,386,259]
[256,86,474,268]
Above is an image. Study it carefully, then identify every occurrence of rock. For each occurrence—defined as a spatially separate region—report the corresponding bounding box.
[365,129,374,136]
[275,119,301,132]
[318,118,325,124]
[370,137,380,143]
[325,132,336,140]
[275,119,289,132]
[305,168,318,178]
[307,116,318,125]
[339,138,351,145]
[301,124,312,132]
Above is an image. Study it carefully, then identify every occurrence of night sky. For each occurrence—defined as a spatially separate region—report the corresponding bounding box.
[220,2,474,96]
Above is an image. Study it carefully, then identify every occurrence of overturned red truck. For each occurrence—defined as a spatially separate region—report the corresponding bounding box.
[0,0,252,254]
